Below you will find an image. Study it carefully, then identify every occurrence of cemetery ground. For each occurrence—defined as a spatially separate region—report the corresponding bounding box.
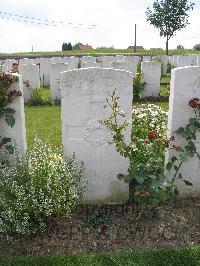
[1,75,200,264]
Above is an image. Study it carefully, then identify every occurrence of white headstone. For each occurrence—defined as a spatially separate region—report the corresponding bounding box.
[177,55,197,68]
[19,64,40,102]
[61,67,133,204]
[141,61,161,97]
[111,61,130,72]
[173,55,178,67]
[115,55,124,61]
[81,56,96,63]
[124,56,139,75]
[197,55,200,66]
[50,63,69,102]
[81,62,103,68]
[37,58,50,87]
[166,66,200,196]
[100,56,115,68]
[19,58,34,71]
[0,74,26,155]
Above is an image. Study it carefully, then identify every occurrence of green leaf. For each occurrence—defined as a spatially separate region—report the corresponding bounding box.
[171,156,178,164]
[4,108,15,114]
[5,145,14,154]
[1,137,11,144]
[135,175,145,185]
[166,162,172,171]
[174,187,179,196]
[183,180,193,186]
[176,127,185,134]
[5,114,15,128]
[178,173,183,179]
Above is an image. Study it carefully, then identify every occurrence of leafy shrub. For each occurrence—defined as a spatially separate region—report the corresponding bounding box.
[193,44,200,50]
[103,91,200,216]
[133,72,146,98]
[26,88,52,106]
[0,138,86,235]
[166,63,174,74]
[177,44,184,50]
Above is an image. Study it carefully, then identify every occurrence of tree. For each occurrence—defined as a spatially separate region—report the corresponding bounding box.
[193,44,200,50]
[72,42,82,50]
[62,43,68,51]
[67,42,72,50]
[146,0,194,55]
[177,44,185,50]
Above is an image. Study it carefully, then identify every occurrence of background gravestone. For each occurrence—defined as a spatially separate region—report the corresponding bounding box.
[19,64,40,102]
[50,63,69,102]
[141,61,161,97]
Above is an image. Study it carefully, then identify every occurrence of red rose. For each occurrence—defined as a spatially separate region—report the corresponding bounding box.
[189,98,200,109]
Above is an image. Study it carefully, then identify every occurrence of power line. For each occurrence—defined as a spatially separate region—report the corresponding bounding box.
[0,10,98,30]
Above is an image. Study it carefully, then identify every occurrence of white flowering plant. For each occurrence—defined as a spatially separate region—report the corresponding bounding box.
[0,138,86,235]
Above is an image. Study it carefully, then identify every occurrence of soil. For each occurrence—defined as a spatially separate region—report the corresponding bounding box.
[1,197,200,257]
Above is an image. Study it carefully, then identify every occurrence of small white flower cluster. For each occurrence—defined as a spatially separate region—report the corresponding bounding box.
[131,104,167,166]
[0,138,85,235]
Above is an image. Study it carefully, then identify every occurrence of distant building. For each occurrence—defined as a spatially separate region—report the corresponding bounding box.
[127,46,144,50]
[79,44,93,50]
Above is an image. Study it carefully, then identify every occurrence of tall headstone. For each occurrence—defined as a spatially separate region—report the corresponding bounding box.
[177,55,197,68]
[0,73,26,155]
[37,57,50,87]
[19,64,40,102]
[61,68,133,204]
[124,56,139,75]
[166,66,200,196]
[100,56,114,68]
[111,61,130,72]
[50,63,69,102]
[141,61,161,97]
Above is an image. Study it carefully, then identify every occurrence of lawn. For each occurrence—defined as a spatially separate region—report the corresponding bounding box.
[4,48,200,57]
[25,105,62,149]
[25,101,169,149]
[1,245,200,266]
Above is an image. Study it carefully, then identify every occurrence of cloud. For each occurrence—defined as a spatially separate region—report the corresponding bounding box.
[0,0,199,52]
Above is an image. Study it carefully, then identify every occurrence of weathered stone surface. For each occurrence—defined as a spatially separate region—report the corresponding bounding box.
[111,61,130,72]
[19,58,34,70]
[81,62,103,68]
[124,56,139,74]
[166,66,200,196]
[61,67,133,204]
[37,58,50,87]
[81,56,96,63]
[0,74,26,155]
[177,55,197,67]
[141,61,161,97]
[50,63,69,101]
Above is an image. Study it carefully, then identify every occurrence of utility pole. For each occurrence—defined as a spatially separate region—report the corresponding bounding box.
[134,24,137,53]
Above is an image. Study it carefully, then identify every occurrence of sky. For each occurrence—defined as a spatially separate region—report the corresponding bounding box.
[0,0,200,53]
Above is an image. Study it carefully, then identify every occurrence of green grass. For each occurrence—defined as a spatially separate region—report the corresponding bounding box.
[25,105,61,149]
[25,102,169,149]
[2,49,200,57]
[1,245,200,265]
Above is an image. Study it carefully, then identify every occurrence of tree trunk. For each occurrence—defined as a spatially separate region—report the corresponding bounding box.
[166,38,169,55]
